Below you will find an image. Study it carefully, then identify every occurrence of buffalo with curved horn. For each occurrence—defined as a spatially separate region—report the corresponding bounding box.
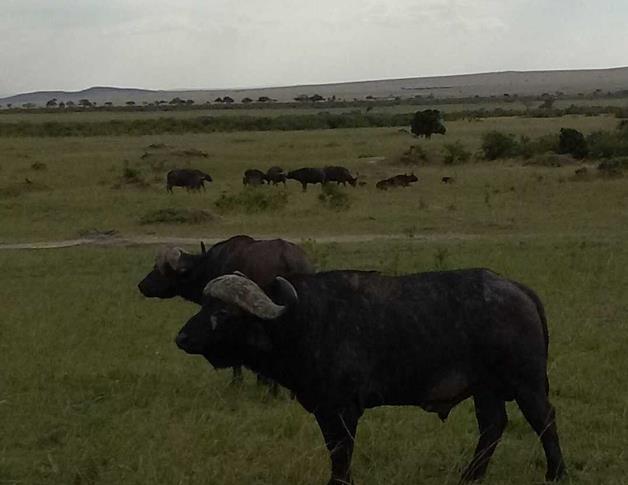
[176,270,566,485]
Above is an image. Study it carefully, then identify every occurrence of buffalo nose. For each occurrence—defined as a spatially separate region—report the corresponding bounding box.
[175,332,189,349]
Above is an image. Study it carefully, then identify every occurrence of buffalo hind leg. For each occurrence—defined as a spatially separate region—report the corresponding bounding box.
[515,386,566,481]
[315,409,359,485]
[460,390,507,482]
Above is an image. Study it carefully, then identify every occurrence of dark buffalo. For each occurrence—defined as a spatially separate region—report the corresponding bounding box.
[166,169,212,193]
[138,235,314,388]
[287,167,326,191]
[441,176,455,184]
[266,166,287,186]
[376,172,418,190]
[176,270,566,484]
[323,166,358,187]
[243,169,267,186]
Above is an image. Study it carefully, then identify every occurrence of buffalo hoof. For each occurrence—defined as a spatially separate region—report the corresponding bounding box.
[546,463,566,481]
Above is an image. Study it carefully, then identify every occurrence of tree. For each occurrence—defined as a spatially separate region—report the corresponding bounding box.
[78,99,92,108]
[169,97,185,105]
[46,98,57,107]
[58,102,66,109]
[558,128,588,159]
[66,101,75,107]
[126,101,136,106]
[410,109,446,139]
[257,96,272,103]
[294,94,309,102]
[214,97,223,103]
[222,96,234,103]
[241,97,253,103]
[309,94,324,102]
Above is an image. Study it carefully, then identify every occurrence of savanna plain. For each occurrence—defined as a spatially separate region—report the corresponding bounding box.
[0,102,627,484]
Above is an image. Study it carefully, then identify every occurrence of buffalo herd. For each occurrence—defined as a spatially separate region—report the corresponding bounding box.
[165,164,437,193]
[138,235,566,484]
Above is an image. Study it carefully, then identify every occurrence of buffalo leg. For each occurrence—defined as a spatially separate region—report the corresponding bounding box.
[315,410,359,485]
[302,182,307,192]
[515,386,566,481]
[460,390,507,482]
[230,366,243,384]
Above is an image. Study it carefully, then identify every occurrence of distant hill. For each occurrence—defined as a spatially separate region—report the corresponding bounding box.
[2,67,628,107]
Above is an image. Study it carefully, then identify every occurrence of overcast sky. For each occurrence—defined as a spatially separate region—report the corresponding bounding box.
[1,0,626,96]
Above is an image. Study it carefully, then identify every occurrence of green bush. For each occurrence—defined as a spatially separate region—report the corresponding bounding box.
[481,131,519,160]
[318,183,352,211]
[587,130,628,158]
[442,141,471,164]
[214,188,289,213]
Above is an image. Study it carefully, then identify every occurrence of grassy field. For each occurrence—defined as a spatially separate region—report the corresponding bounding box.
[1,239,627,485]
[0,115,625,242]
[0,109,627,484]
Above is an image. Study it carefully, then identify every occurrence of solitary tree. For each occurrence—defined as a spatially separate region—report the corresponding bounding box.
[78,99,92,108]
[558,128,588,159]
[241,97,253,103]
[46,98,58,107]
[410,109,446,139]
[222,96,234,103]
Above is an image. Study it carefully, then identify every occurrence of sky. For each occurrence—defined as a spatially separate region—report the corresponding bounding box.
[0,0,626,96]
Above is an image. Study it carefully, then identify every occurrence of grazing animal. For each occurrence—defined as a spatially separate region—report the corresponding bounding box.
[376,172,418,190]
[266,166,287,186]
[138,235,314,389]
[441,176,454,184]
[176,270,566,485]
[323,166,358,187]
[286,167,326,191]
[243,169,267,186]
[166,169,212,193]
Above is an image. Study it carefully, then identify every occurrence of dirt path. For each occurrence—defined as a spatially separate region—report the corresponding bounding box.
[0,232,485,250]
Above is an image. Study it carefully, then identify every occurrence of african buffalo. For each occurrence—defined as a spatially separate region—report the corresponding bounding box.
[323,166,358,187]
[176,269,566,485]
[287,167,326,191]
[243,169,267,186]
[266,166,287,186]
[138,235,314,388]
[376,172,418,190]
[166,169,212,193]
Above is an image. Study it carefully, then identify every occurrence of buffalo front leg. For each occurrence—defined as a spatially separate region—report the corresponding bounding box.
[460,390,508,482]
[315,409,359,485]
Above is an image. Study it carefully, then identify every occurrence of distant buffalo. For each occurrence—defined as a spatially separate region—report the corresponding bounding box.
[441,176,454,184]
[287,168,326,191]
[376,172,418,190]
[266,166,287,186]
[166,169,212,193]
[243,169,267,186]
[323,166,358,187]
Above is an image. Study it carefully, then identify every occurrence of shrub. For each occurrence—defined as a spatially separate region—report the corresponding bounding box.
[214,188,289,213]
[410,109,446,138]
[442,141,471,164]
[518,134,559,159]
[587,130,628,158]
[139,208,215,224]
[397,145,428,165]
[318,184,352,211]
[481,131,519,160]
[558,128,588,159]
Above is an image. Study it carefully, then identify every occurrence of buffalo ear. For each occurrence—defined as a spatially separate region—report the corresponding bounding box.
[200,241,207,255]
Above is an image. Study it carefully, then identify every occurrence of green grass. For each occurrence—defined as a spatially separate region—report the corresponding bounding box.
[0,115,625,242]
[0,239,626,484]
[0,111,627,483]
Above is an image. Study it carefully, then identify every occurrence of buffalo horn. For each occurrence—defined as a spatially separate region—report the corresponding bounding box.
[203,274,287,320]
[155,246,186,274]
[200,241,207,255]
